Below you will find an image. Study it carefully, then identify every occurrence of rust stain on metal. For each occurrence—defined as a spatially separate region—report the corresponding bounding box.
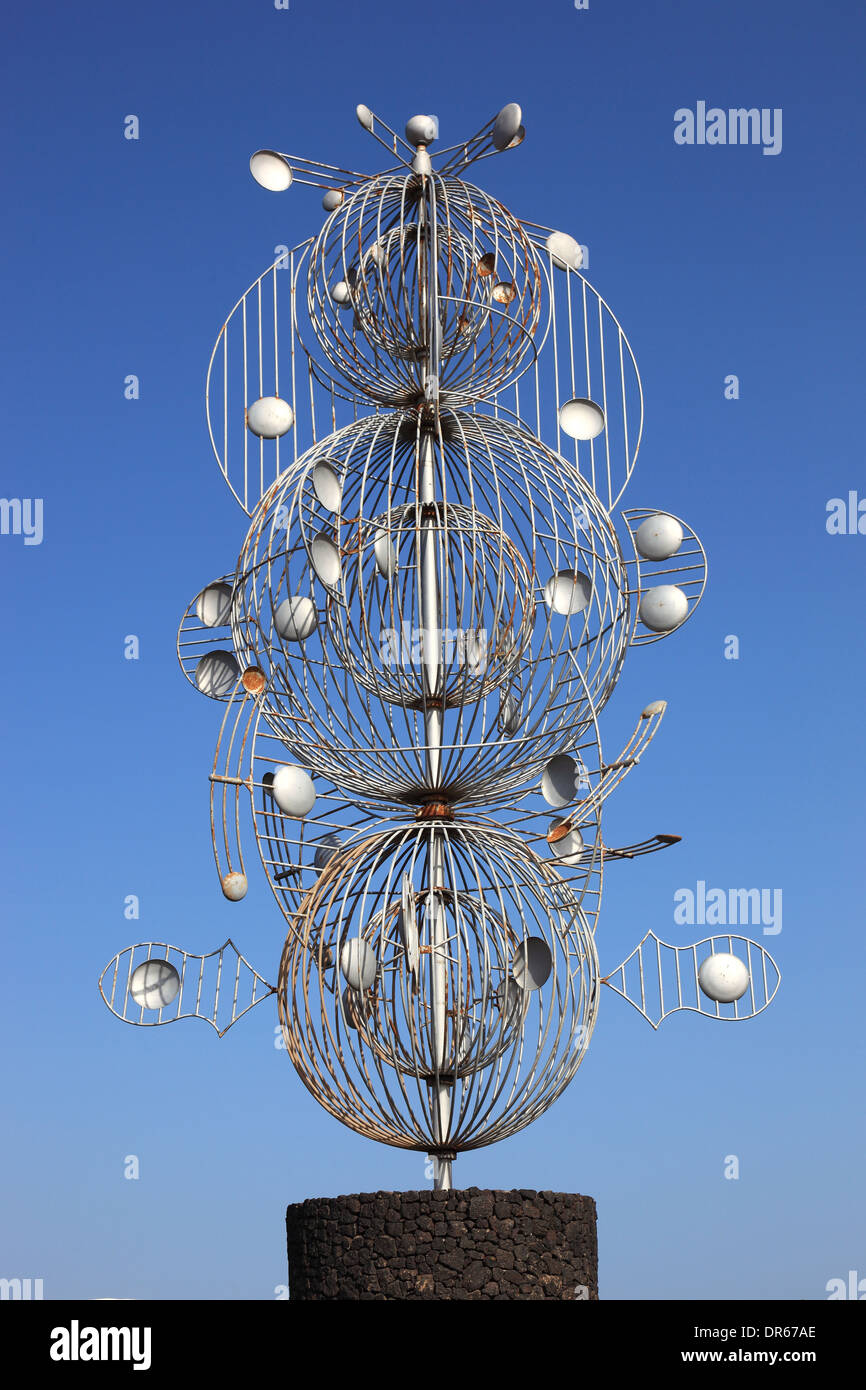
[547,817,574,845]
[415,801,455,821]
[242,665,267,695]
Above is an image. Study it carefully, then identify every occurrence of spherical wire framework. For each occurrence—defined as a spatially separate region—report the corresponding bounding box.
[140,103,721,1191]
[230,408,630,808]
[277,820,599,1152]
[304,171,544,406]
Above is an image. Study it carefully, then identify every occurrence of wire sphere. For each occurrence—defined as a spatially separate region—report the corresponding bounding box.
[231,408,629,808]
[304,172,544,406]
[277,820,599,1153]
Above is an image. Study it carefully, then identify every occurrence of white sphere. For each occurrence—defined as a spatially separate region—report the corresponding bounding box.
[221,871,248,902]
[322,188,344,212]
[492,281,517,305]
[545,231,583,272]
[340,938,378,992]
[405,114,438,146]
[270,764,316,818]
[698,952,750,1004]
[544,570,592,615]
[559,397,605,441]
[355,104,374,131]
[274,595,317,642]
[195,581,232,628]
[195,650,239,697]
[635,513,683,561]
[246,396,294,439]
[330,280,353,307]
[130,959,180,1011]
[639,585,689,632]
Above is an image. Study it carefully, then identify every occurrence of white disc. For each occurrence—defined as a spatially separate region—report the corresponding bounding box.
[195,650,239,697]
[355,104,374,131]
[548,819,585,865]
[545,231,583,272]
[270,764,316,817]
[496,976,525,1025]
[464,631,489,674]
[500,692,521,735]
[310,533,342,589]
[399,874,420,976]
[312,462,342,511]
[642,699,668,718]
[541,753,580,808]
[246,396,294,439]
[544,569,592,615]
[513,937,552,991]
[340,938,378,992]
[698,952,750,1004]
[221,871,248,902]
[130,959,180,1011]
[405,114,438,145]
[195,581,232,628]
[274,595,317,642]
[373,531,398,578]
[635,513,683,561]
[313,834,343,870]
[559,397,605,441]
[341,986,369,1029]
[639,585,688,632]
[492,102,523,150]
[322,189,344,212]
[249,150,292,192]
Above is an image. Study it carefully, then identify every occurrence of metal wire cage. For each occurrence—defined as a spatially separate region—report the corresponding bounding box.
[278,820,599,1153]
[230,408,630,807]
[304,172,544,406]
[99,104,766,1198]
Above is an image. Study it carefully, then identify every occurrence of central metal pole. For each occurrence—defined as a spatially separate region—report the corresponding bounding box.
[419,430,452,1192]
[416,169,452,1190]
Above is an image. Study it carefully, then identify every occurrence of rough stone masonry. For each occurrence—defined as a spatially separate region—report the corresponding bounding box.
[286,1188,598,1300]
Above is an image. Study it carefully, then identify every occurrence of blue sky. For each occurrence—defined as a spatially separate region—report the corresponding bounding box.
[1,0,864,1299]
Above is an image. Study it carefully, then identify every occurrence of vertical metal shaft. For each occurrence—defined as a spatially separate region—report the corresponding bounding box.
[417,172,452,1189]
[419,431,452,1191]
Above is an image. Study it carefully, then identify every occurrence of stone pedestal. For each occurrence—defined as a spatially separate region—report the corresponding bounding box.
[286,1188,597,1300]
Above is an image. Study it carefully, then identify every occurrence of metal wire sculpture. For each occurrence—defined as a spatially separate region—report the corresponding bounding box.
[101,102,779,1190]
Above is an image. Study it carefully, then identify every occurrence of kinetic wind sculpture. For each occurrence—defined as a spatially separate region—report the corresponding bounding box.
[100,103,780,1189]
